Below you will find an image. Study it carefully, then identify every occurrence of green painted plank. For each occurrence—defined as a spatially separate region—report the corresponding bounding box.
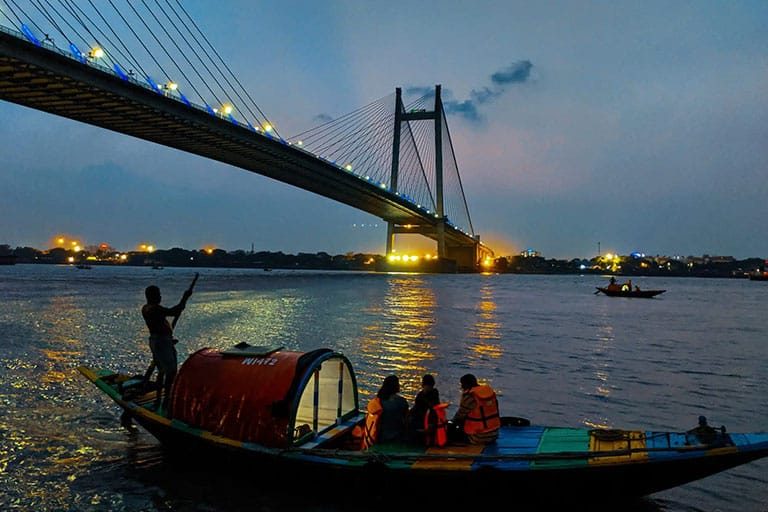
[534,427,590,468]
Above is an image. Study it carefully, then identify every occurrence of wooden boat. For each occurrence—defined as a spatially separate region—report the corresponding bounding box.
[596,287,665,298]
[78,344,768,500]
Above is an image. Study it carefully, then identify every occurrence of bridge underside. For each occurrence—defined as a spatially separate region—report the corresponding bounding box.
[0,31,480,252]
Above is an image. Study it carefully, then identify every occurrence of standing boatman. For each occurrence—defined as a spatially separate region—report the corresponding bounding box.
[141,274,197,412]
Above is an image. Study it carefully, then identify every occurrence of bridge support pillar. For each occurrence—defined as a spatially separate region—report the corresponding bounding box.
[446,244,478,272]
[385,223,395,255]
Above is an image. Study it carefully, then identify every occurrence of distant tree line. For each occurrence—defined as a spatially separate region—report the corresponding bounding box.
[2,244,384,271]
[2,243,765,277]
[492,254,765,278]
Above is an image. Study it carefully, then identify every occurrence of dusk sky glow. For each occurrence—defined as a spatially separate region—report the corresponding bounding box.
[1,1,766,259]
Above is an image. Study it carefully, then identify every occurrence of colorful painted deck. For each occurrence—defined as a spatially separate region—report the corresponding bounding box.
[78,347,768,500]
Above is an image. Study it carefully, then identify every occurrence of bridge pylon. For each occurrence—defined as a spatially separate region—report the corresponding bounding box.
[385,85,486,272]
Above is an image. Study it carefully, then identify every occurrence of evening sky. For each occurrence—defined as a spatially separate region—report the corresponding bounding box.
[1,1,766,259]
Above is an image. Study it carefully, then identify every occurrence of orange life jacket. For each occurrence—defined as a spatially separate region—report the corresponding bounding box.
[361,398,382,450]
[424,402,449,447]
[463,385,500,435]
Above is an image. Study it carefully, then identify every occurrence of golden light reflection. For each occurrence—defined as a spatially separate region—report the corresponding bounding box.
[581,321,616,428]
[37,296,85,386]
[191,291,304,357]
[468,281,503,359]
[357,276,437,398]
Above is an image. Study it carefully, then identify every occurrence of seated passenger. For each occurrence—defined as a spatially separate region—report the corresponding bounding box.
[450,374,500,445]
[362,375,409,448]
[409,374,448,446]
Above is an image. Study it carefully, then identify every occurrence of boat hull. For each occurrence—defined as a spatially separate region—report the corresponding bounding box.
[135,411,767,499]
[79,366,768,501]
[596,287,665,298]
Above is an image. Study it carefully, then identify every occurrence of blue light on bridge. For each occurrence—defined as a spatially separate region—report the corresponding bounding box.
[205,104,216,116]
[113,64,128,81]
[179,92,191,107]
[145,76,162,93]
[227,114,238,125]
[69,42,86,64]
[246,121,257,132]
[21,24,41,47]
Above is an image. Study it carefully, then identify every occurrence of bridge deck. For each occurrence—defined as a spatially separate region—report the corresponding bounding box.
[0,30,477,248]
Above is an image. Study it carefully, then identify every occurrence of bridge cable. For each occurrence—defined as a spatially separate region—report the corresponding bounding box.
[47,0,124,70]
[302,98,390,157]
[57,0,140,73]
[330,103,393,172]
[441,104,473,234]
[327,105,394,180]
[407,120,436,209]
[122,0,218,105]
[169,0,278,137]
[154,0,267,128]
[296,104,389,157]
[403,97,436,210]
[82,0,151,80]
[398,95,437,210]
[135,0,226,108]
[105,0,174,86]
[27,0,72,47]
[0,0,25,31]
[291,93,392,140]
[5,0,46,34]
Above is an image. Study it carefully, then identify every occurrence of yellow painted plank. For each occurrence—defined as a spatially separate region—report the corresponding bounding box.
[412,444,485,470]
[589,430,648,465]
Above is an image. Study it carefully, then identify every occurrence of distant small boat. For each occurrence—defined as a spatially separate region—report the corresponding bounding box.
[152,265,164,270]
[596,287,665,298]
[263,267,272,272]
[76,263,92,270]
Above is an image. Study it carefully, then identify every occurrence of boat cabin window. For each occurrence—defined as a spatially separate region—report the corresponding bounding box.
[294,357,356,442]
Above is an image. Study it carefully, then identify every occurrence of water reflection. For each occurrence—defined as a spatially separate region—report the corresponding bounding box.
[584,321,616,429]
[38,295,85,385]
[357,276,437,395]
[468,280,503,359]
[190,291,306,352]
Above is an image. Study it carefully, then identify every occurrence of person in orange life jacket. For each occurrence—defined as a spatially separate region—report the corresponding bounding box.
[363,375,409,447]
[450,373,501,445]
[141,284,192,411]
[409,374,445,445]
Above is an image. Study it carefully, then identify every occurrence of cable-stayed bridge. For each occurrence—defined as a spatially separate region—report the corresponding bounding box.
[0,0,493,271]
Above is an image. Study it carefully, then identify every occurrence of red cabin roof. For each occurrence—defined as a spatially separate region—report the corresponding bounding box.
[170,345,358,448]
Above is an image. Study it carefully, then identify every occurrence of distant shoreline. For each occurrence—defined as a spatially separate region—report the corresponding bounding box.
[2,245,765,278]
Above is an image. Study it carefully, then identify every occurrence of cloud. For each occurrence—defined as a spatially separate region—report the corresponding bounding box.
[313,113,333,123]
[405,86,436,98]
[443,99,480,121]
[491,61,533,85]
[407,60,533,122]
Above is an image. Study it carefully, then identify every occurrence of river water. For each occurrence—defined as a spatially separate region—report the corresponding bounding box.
[0,264,766,511]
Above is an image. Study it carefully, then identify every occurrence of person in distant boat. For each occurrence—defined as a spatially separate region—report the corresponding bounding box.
[141,284,193,411]
[409,374,448,446]
[450,373,501,445]
[607,276,621,292]
[362,375,409,448]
